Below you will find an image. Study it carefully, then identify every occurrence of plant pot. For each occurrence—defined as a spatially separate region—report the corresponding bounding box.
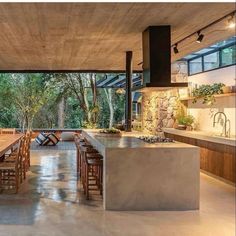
[231,85,236,93]
[222,86,232,94]
[176,124,186,130]
[186,125,193,131]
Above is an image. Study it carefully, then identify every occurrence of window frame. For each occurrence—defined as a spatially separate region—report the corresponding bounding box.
[188,42,236,76]
[188,57,203,75]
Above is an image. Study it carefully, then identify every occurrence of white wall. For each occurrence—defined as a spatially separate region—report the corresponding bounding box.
[187,65,236,136]
[188,65,236,86]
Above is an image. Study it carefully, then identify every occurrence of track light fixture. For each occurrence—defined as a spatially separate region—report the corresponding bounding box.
[171,11,235,51]
[196,31,204,43]
[228,14,235,29]
[173,44,179,54]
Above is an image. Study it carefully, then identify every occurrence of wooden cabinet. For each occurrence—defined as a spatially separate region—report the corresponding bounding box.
[164,132,236,183]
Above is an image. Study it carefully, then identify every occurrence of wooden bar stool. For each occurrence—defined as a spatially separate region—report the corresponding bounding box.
[79,144,98,181]
[80,146,103,200]
[77,142,95,176]
[74,134,87,174]
[86,153,103,197]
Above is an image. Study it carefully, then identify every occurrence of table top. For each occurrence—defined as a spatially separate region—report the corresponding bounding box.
[0,133,23,157]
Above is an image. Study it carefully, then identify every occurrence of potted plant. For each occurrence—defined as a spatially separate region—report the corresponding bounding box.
[97,128,122,137]
[176,115,195,130]
[192,83,225,105]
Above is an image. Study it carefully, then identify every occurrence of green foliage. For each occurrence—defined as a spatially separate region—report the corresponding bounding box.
[192,83,225,105]
[99,128,121,134]
[176,115,194,126]
[0,73,126,129]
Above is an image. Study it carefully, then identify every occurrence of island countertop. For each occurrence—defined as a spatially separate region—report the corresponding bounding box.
[81,129,200,211]
[82,129,199,150]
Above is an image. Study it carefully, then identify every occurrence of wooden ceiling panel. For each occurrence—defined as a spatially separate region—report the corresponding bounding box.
[0,3,235,71]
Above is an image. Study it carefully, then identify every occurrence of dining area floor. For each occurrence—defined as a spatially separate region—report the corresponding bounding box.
[0,148,235,236]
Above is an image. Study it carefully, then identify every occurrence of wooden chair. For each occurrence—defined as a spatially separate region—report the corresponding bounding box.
[4,132,31,181]
[0,128,16,135]
[24,131,32,170]
[0,136,25,193]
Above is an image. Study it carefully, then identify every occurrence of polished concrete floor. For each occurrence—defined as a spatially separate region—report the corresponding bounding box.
[0,150,235,236]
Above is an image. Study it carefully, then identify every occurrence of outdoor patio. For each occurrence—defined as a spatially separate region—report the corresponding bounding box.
[0,146,235,236]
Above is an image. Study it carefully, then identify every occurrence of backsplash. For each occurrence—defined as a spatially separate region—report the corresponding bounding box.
[187,65,236,136]
[141,65,236,135]
[142,89,179,134]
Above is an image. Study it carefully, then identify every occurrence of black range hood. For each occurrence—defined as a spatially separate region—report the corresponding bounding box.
[133,26,188,92]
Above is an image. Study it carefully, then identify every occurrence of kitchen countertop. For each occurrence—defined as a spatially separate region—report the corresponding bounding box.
[163,128,236,147]
[83,129,198,149]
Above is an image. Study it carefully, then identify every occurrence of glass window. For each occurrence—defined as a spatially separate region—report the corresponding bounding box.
[196,48,214,54]
[203,52,220,71]
[189,57,202,75]
[221,45,236,66]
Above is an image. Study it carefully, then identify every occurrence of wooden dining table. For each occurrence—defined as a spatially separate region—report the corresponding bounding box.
[0,133,23,157]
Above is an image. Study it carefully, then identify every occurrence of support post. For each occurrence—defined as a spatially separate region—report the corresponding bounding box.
[125,51,133,132]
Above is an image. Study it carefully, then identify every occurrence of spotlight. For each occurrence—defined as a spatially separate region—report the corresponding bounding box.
[228,15,235,29]
[173,44,179,54]
[196,31,204,43]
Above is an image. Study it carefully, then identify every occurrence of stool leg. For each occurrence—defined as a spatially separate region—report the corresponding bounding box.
[0,170,2,192]
[76,149,79,173]
[79,152,82,178]
[99,165,103,196]
[15,171,19,194]
[85,164,89,200]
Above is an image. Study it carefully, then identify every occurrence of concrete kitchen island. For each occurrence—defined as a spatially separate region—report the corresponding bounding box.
[82,130,200,211]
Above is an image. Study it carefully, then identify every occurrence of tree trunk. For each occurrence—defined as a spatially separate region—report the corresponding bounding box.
[90,73,98,124]
[104,88,114,129]
[58,97,65,128]
[83,88,92,124]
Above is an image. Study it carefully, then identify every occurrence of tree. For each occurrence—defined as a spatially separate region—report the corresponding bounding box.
[0,74,18,127]
[104,88,114,129]
[46,73,99,127]
[10,74,50,131]
[0,72,127,129]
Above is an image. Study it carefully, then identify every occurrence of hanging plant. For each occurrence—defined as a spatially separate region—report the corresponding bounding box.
[192,83,225,105]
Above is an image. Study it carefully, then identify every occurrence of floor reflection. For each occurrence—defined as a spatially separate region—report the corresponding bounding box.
[0,149,235,236]
[0,150,83,225]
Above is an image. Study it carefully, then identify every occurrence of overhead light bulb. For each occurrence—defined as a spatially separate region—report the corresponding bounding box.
[228,16,235,29]
[196,31,204,43]
[173,44,179,54]
[116,88,125,94]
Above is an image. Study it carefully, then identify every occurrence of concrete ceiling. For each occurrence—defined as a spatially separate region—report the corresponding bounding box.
[0,3,235,71]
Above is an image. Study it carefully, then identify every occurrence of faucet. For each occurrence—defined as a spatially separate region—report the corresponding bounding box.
[213,112,230,138]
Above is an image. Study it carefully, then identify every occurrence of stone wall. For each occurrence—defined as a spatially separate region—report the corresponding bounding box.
[142,89,179,134]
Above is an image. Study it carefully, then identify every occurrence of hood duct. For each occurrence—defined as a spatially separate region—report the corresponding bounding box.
[133,26,188,92]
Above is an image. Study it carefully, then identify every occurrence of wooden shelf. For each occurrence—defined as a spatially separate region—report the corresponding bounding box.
[179,93,236,101]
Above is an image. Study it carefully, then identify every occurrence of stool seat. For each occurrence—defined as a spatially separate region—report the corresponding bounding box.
[87,153,103,159]
[87,159,103,165]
